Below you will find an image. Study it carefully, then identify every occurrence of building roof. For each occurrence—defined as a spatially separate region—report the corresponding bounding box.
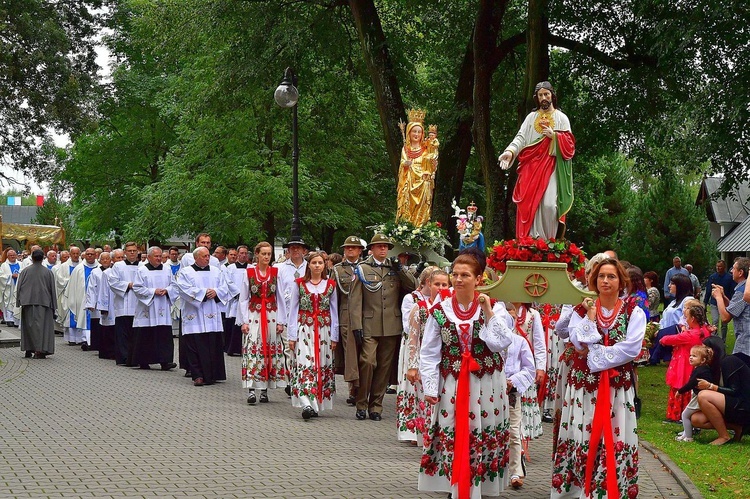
[696,177,750,224]
[0,206,39,225]
[717,216,750,252]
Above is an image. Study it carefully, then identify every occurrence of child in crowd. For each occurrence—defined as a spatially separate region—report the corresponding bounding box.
[660,302,712,421]
[675,345,716,442]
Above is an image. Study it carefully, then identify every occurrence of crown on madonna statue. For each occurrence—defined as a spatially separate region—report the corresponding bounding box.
[408,108,426,124]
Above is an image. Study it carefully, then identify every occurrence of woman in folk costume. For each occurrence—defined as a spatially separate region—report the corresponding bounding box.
[397,267,450,444]
[511,302,546,440]
[395,109,439,227]
[287,252,339,420]
[551,258,646,499]
[419,252,515,499]
[239,242,287,405]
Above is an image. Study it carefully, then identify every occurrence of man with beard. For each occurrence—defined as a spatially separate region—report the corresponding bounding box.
[108,242,141,366]
[0,249,22,327]
[175,246,231,386]
[97,249,124,359]
[132,247,178,371]
[498,81,575,240]
[64,247,100,348]
[16,249,56,358]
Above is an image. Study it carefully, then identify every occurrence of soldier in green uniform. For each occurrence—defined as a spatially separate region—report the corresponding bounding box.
[332,235,365,405]
[355,234,418,421]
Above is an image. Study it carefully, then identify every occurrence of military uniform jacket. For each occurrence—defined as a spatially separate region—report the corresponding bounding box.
[358,256,418,338]
[332,260,363,334]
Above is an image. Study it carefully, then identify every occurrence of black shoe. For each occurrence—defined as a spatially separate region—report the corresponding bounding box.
[542,412,553,423]
[386,387,397,394]
[259,391,269,403]
[81,342,89,351]
[184,371,192,377]
[355,409,367,420]
[346,395,356,406]
[285,385,292,398]
[139,365,151,370]
[302,406,314,420]
[24,351,32,358]
[68,341,76,346]
[312,410,319,418]
[160,362,177,371]
[247,391,257,404]
[369,412,382,421]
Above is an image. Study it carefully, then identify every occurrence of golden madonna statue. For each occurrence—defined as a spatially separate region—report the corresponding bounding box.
[395,109,439,227]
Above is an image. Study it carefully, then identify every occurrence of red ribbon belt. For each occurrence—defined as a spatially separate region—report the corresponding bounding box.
[537,304,554,406]
[452,323,481,499]
[584,335,619,498]
[259,281,271,380]
[312,293,323,401]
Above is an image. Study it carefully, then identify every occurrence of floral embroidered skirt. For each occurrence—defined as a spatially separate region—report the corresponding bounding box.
[290,323,336,412]
[396,333,430,443]
[418,371,511,499]
[551,384,639,499]
[241,310,287,389]
[521,385,543,439]
[544,334,567,413]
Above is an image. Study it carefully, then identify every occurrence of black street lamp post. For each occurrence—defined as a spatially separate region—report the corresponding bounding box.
[274,67,301,239]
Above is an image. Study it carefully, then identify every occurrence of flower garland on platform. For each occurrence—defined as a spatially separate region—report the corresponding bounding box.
[486,237,586,280]
[369,220,449,255]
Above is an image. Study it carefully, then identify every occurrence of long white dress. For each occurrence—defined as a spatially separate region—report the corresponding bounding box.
[540,304,564,413]
[419,297,514,499]
[237,267,287,390]
[287,279,339,413]
[551,301,646,499]
[514,304,545,439]
[396,290,426,442]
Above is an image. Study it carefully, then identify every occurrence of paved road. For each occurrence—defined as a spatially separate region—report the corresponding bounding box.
[0,330,695,498]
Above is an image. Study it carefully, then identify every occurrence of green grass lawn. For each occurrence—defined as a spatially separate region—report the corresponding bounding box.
[637,322,750,497]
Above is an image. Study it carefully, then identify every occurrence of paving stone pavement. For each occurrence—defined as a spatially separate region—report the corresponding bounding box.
[0,329,696,498]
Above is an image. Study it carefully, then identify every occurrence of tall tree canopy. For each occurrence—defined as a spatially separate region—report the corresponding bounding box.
[1,0,103,184]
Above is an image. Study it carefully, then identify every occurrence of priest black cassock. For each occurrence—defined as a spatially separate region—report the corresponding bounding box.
[86,252,112,353]
[176,246,231,386]
[97,250,123,360]
[16,250,57,358]
[132,247,178,370]
[65,247,100,347]
[108,243,142,366]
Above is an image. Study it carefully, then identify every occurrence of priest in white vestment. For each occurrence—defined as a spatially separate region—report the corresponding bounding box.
[222,245,251,355]
[0,249,22,327]
[132,247,178,370]
[108,243,141,366]
[64,247,100,346]
[86,252,111,353]
[176,247,231,386]
[97,249,123,359]
[54,247,81,332]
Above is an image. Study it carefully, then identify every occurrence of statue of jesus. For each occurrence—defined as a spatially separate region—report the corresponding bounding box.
[498,81,575,240]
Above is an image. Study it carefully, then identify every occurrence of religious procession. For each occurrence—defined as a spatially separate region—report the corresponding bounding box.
[8,79,749,499]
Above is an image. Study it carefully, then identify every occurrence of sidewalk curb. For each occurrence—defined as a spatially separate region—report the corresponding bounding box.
[641,440,704,498]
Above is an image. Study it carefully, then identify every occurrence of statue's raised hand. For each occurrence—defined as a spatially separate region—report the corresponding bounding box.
[497,150,512,170]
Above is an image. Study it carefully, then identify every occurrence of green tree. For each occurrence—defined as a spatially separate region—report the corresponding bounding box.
[620,176,715,281]
[1,0,103,183]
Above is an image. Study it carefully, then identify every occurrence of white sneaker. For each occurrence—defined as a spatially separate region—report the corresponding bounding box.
[675,434,694,442]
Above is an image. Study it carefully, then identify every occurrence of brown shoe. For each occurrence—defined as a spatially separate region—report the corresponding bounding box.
[194,377,205,386]
[511,476,523,489]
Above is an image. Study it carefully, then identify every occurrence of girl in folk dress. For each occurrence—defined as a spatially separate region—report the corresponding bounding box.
[511,302,546,440]
[659,302,711,421]
[287,252,339,420]
[397,268,450,445]
[551,258,646,499]
[419,253,515,499]
[239,242,288,405]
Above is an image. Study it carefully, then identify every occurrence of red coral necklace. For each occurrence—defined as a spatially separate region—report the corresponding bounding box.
[452,292,479,321]
[596,298,623,330]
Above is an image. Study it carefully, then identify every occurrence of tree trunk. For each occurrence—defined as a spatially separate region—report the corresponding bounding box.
[520,0,550,117]
[473,0,511,242]
[348,0,406,179]
[432,38,476,254]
